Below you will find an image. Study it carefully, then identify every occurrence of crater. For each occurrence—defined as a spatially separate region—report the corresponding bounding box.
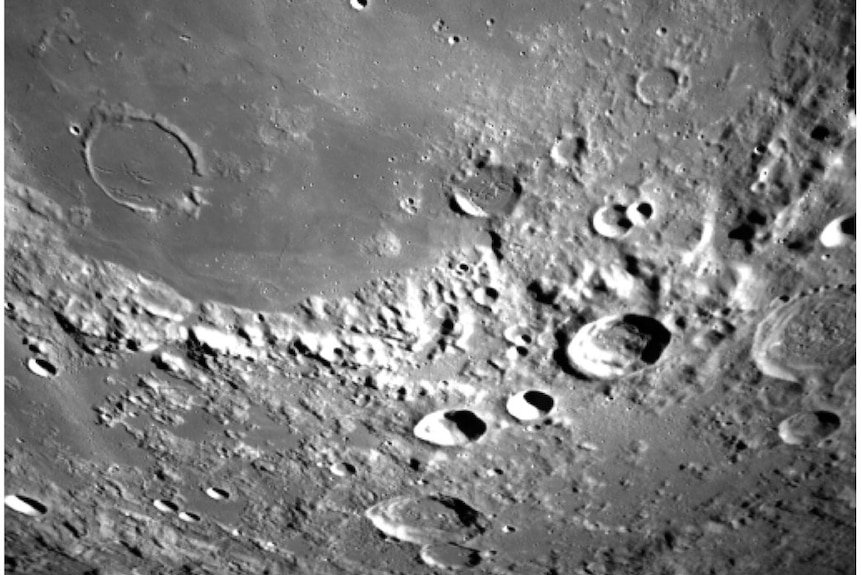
[414,408,488,446]
[204,487,231,501]
[364,494,489,545]
[448,165,522,218]
[752,287,855,383]
[820,213,855,248]
[4,494,48,517]
[419,542,482,570]
[593,204,633,239]
[506,390,555,421]
[26,357,58,378]
[626,201,654,226]
[153,499,180,513]
[778,410,841,445]
[565,314,672,379]
[83,101,207,216]
[635,66,684,106]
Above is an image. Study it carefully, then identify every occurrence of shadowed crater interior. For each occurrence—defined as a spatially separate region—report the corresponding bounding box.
[443,410,487,441]
[620,314,672,364]
[523,390,555,413]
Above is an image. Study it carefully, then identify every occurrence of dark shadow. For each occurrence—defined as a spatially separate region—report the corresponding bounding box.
[620,314,672,364]
[432,495,487,532]
[11,495,47,515]
[552,327,591,379]
[635,202,653,219]
[840,214,855,236]
[814,411,841,434]
[523,390,555,413]
[527,279,559,306]
[32,358,58,376]
[488,230,504,260]
[156,499,180,513]
[209,487,230,500]
[809,125,830,141]
[443,410,487,441]
[728,223,756,242]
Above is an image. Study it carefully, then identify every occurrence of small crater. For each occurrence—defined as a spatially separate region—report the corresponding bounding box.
[635,67,682,106]
[506,390,555,421]
[820,213,855,247]
[627,201,654,226]
[593,204,632,238]
[5,494,48,517]
[349,0,369,10]
[473,286,500,307]
[178,511,201,523]
[330,462,357,477]
[204,487,230,501]
[414,408,487,446]
[153,499,179,513]
[420,542,482,570]
[778,410,841,445]
[399,195,420,215]
[448,166,522,218]
[364,494,489,545]
[27,357,58,378]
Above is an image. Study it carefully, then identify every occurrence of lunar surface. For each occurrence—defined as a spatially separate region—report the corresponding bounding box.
[3,1,856,574]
